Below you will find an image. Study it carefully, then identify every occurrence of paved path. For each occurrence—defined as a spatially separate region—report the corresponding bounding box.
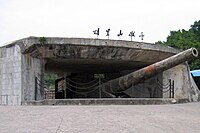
[0,102,199,133]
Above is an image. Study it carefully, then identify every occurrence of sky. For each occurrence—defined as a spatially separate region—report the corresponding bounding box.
[0,0,200,46]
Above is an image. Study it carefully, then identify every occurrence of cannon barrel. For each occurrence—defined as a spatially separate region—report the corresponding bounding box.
[100,48,198,94]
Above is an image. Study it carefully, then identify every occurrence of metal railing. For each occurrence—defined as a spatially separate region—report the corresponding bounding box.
[130,79,175,98]
[58,78,175,98]
[156,79,175,98]
[60,78,100,97]
[36,75,175,99]
[35,76,46,100]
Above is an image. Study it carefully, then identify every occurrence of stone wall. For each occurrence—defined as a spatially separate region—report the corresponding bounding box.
[0,45,22,105]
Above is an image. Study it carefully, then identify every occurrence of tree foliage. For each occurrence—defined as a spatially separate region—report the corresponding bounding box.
[44,73,57,89]
[157,20,200,70]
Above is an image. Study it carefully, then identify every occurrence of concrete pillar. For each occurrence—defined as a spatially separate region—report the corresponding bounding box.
[21,54,44,103]
[0,45,22,105]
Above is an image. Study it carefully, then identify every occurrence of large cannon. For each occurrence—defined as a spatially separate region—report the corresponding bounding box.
[99,48,198,95]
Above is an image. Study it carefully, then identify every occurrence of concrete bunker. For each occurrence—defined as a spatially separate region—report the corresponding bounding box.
[0,37,198,105]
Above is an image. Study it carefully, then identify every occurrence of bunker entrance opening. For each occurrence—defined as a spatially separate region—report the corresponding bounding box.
[41,59,173,99]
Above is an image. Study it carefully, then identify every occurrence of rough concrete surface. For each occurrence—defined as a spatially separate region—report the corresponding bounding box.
[0,102,200,133]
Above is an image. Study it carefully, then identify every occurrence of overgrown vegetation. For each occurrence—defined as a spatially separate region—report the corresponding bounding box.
[39,37,47,45]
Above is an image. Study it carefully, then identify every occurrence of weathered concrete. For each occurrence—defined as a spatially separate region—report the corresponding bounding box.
[0,37,198,105]
[21,54,43,102]
[0,103,199,133]
[21,37,180,73]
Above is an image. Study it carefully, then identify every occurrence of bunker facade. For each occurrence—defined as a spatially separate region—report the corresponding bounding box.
[0,37,198,105]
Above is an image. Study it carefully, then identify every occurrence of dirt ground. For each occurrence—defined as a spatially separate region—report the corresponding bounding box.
[0,102,199,133]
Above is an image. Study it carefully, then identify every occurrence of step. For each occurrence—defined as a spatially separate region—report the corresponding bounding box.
[23,98,189,105]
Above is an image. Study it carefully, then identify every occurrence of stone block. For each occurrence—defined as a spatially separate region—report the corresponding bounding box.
[2,89,12,95]
[14,56,21,61]
[0,49,6,58]
[13,89,20,95]
[13,95,20,105]
[1,95,9,105]
[7,96,13,105]
[13,61,21,67]
[2,84,13,90]
[2,73,12,79]
[1,79,10,85]
[13,83,21,90]
[3,58,12,68]
[13,67,21,73]
[13,78,21,84]
[2,63,7,69]
[6,62,12,68]
[6,49,10,57]
[8,67,14,73]
[2,66,9,73]
[13,72,21,78]
[14,46,21,56]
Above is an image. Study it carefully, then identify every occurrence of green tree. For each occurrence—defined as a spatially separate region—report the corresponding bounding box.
[190,20,200,41]
[44,73,58,89]
[157,20,200,70]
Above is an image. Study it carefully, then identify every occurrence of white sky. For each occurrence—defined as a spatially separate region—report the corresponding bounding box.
[0,0,200,46]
